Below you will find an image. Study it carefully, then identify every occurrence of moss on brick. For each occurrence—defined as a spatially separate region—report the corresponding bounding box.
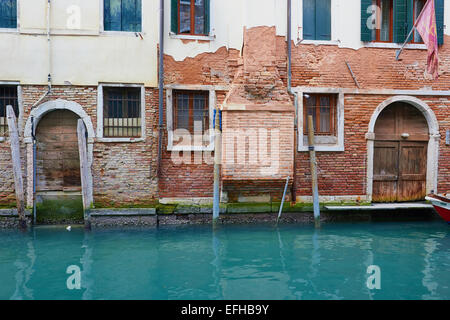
[36,198,84,223]
[227,203,272,214]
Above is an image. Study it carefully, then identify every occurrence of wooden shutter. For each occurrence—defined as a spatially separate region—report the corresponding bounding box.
[204,0,210,35]
[303,0,316,40]
[316,0,331,40]
[405,0,414,43]
[0,0,17,28]
[104,0,122,31]
[122,0,141,32]
[435,0,444,45]
[394,0,408,43]
[361,0,373,41]
[171,0,178,33]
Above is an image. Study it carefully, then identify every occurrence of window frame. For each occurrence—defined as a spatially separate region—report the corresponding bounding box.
[371,0,394,43]
[101,0,142,34]
[297,88,344,152]
[166,85,216,152]
[173,90,210,136]
[0,0,19,33]
[301,0,332,42]
[411,0,426,44]
[303,93,337,136]
[97,83,146,143]
[177,0,208,36]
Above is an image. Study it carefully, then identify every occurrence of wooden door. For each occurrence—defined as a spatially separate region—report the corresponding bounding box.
[36,110,81,192]
[373,102,428,202]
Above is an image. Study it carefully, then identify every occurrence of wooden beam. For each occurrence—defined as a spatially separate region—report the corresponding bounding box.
[77,119,93,229]
[6,105,27,229]
[307,115,321,228]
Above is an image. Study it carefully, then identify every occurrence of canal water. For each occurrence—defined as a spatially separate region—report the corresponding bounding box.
[0,221,449,300]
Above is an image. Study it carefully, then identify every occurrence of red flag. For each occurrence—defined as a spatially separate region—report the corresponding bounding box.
[415,0,439,79]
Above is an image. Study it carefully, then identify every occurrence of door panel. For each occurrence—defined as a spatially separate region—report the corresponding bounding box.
[36,110,81,192]
[373,141,399,202]
[373,102,429,202]
[398,141,427,202]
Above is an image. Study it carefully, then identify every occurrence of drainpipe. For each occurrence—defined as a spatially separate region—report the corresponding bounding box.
[157,0,164,222]
[287,0,298,204]
[32,0,52,108]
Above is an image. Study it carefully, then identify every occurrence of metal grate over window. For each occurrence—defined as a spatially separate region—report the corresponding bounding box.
[0,85,19,136]
[103,87,141,138]
[174,90,209,135]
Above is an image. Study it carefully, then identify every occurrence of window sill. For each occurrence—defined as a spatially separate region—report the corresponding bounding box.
[363,42,426,50]
[97,137,145,143]
[298,144,344,152]
[0,28,18,34]
[169,32,215,41]
[100,31,145,37]
[298,39,339,46]
[168,145,214,152]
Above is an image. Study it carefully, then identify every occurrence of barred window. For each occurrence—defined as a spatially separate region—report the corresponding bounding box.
[304,93,337,136]
[173,90,209,136]
[0,85,19,136]
[103,87,141,138]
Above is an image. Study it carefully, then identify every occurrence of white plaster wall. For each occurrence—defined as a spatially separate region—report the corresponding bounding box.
[165,0,450,61]
[0,0,158,86]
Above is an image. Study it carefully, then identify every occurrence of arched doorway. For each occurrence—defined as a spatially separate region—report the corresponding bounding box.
[24,99,95,219]
[373,102,429,202]
[36,110,82,193]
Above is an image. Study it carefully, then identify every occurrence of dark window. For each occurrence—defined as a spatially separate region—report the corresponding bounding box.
[173,90,209,135]
[303,0,331,41]
[172,0,210,36]
[0,0,16,29]
[104,0,141,32]
[103,87,141,138]
[0,85,19,136]
[303,93,336,136]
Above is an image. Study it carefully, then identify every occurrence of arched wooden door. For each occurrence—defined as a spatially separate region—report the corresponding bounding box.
[373,102,429,202]
[36,110,81,193]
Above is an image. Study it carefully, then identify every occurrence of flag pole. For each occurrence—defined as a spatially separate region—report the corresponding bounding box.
[395,0,431,60]
[395,27,416,60]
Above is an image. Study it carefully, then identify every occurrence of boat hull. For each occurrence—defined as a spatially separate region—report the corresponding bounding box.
[426,195,450,224]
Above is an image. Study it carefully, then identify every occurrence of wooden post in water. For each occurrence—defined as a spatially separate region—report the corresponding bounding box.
[77,119,93,230]
[213,108,222,226]
[307,115,321,228]
[6,105,27,229]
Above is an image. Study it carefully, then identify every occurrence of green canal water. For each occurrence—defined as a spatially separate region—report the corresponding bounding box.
[0,221,449,300]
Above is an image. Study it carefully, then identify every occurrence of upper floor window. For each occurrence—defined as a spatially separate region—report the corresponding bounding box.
[371,0,393,42]
[171,0,210,36]
[104,0,142,32]
[103,86,141,138]
[303,0,331,41]
[0,0,17,29]
[361,0,444,45]
[0,85,18,136]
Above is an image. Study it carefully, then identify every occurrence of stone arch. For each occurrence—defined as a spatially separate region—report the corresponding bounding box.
[24,99,95,143]
[25,99,95,208]
[366,96,440,201]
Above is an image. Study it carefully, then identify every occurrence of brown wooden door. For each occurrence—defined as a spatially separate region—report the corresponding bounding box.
[373,102,428,202]
[36,110,81,192]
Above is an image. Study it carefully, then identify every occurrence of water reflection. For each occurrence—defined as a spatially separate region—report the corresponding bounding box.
[0,222,449,300]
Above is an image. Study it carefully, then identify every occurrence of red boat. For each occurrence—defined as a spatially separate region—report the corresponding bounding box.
[426,194,450,224]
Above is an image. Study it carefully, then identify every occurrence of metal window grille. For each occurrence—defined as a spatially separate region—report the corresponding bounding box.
[173,90,209,146]
[0,85,19,136]
[103,87,141,138]
[304,93,336,136]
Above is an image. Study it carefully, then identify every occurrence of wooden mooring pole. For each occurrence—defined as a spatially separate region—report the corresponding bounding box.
[77,119,93,230]
[213,108,222,226]
[307,115,321,228]
[6,105,27,229]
